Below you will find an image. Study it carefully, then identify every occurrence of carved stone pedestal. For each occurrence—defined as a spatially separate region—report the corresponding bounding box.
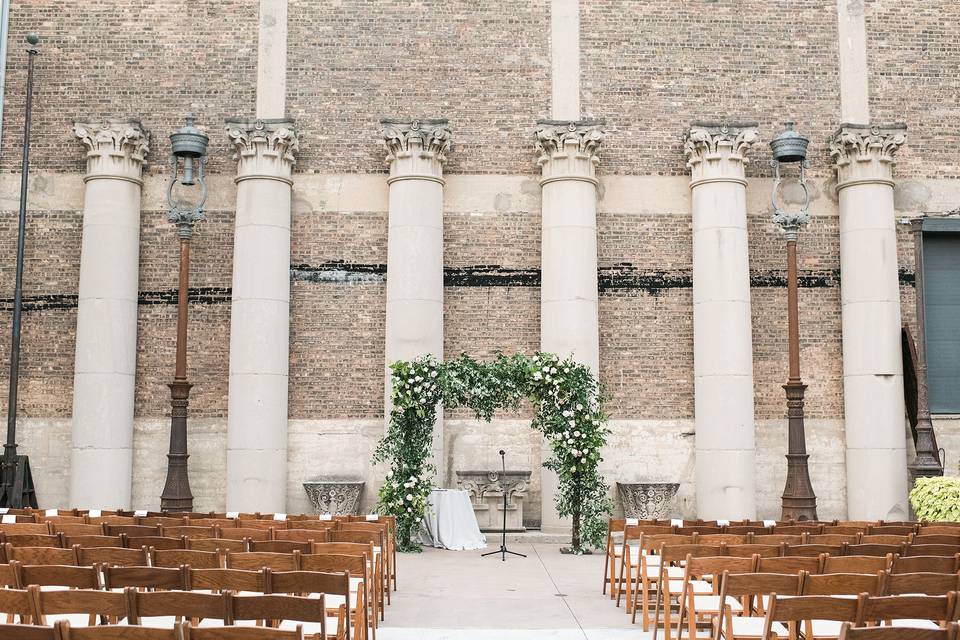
[617,482,680,519]
[303,480,364,515]
[456,470,531,532]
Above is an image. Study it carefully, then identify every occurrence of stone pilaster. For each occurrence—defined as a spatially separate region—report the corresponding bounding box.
[382,118,449,484]
[684,123,759,520]
[224,117,298,512]
[829,123,909,521]
[535,119,604,534]
[70,119,149,509]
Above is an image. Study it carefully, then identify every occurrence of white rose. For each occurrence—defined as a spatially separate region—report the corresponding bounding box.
[574,430,581,437]
[430,370,437,378]
[577,403,584,411]
[568,420,576,427]
[408,508,413,513]
[405,493,414,501]
[562,410,571,417]
[570,466,577,472]
[542,366,550,372]
[533,372,542,380]
[550,367,557,374]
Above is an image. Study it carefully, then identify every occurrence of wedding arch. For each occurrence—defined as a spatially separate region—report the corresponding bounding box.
[371,352,612,554]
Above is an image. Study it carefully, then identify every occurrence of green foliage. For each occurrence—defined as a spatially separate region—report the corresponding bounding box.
[910,476,960,522]
[372,352,613,554]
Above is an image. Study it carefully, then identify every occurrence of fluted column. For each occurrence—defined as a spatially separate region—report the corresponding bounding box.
[830,124,909,520]
[534,120,604,533]
[382,119,450,484]
[224,118,298,512]
[69,120,149,509]
[684,123,759,519]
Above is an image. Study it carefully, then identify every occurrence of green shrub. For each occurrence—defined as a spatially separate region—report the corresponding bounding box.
[910,476,960,521]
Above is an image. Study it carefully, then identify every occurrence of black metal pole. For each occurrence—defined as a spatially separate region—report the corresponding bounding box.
[2,35,38,508]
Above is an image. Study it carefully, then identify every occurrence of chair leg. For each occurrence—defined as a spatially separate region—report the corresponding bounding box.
[603,540,610,595]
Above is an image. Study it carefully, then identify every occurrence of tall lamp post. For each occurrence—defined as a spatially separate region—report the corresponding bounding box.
[770,122,818,521]
[159,115,208,513]
[1,34,40,509]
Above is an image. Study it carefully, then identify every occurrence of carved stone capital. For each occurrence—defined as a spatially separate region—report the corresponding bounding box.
[225,117,298,185]
[684,122,759,188]
[534,120,605,186]
[73,119,150,184]
[829,123,906,190]
[381,119,450,185]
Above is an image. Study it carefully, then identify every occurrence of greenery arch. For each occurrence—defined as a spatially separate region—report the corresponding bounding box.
[372,352,613,554]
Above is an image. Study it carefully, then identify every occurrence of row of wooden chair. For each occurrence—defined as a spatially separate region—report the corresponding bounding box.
[0,620,310,640]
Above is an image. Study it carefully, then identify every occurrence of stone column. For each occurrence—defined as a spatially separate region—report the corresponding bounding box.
[69,120,149,509]
[382,119,450,484]
[534,120,604,533]
[829,124,909,521]
[684,124,759,520]
[224,118,298,512]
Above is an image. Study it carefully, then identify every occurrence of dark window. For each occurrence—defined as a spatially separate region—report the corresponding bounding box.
[923,231,960,413]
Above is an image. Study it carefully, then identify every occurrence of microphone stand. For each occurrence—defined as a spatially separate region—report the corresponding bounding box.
[482,449,525,561]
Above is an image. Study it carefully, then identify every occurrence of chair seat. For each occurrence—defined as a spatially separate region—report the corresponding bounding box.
[43,614,94,628]
[725,616,788,638]
[668,579,712,594]
[280,617,341,634]
[645,566,685,579]
[890,619,942,629]
[691,595,743,614]
[808,619,845,638]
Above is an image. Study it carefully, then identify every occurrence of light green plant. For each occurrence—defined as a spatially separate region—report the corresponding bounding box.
[371,352,613,554]
[910,476,960,522]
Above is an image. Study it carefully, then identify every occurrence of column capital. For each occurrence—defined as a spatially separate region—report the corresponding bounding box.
[381,119,450,185]
[73,119,150,184]
[534,120,604,186]
[829,123,906,190]
[684,122,759,188]
[225,117,298,185]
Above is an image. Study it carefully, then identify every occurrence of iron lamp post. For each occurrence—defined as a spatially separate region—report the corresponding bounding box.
[770,122,818,521]
[159,115,208,513]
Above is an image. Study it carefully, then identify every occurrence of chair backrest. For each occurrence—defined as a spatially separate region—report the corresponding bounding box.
[683,555,754,582]
[868,525,917,536]
[0,562,17,587]
[913,534,960,546]
[277,521,332,532]
[139,516,185,528]
[697,534,747,545]
[51,523,104,537]
[765,594,860,628]
[226,551,300,571]
[725,525,771,535]
[275,529,329,544]
[299,553,367,579]
[776,525,824,535]
[838,620,958,640]
[5,534,63,548]
[234,520,278,531]
[856,593,955,625]
[823,555,892,574]
[329,530,382,547]
[188,568,266,593]
[105,524,159,537]
[86,515,136,526]
[658,544,724,564]
[29,584,127,620]
[124,536,184,552]
[860,535,910,545]
[0,523,49,534]
[906,544,960,558]
[757,554,823,574]
[269,570,350,598]
[153,548,222,569]
[918,525,960,536]
[102,565,186,590]
[249,540,312,554]
[754,534,805,545]
[803,571,883,596]
[809,534,860,545]
[130,589,230,625]
[847,544,903,558]
[823,525,868,535]
[891,555,958,574]
[188,518,238,528]
[17,564,99,589]
[6,545,76,565]
[725,544,782,558]
[676,526,723,536]
[231,593,327,638]
[718,571,804,601]
[185,623,304,639]
[785,544,843,557]
[161,525,217,539]
[75,545,148,567]
[640,534,693,554]
[63,535,125,549]
[0,588,35,619]
[884,571,960,595]
[187,537,246,553]
[0,623,56,640]
[309,542,374,562]
[220,527,271,542]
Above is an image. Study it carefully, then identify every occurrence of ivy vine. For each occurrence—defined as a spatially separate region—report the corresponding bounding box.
[371,352,613,554]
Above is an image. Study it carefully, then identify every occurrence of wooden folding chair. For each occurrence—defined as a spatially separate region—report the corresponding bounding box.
[762,594,859,640]
[27,584,126,627]
[650,544,724,640]
[153,549,222,570]
[268,571,350,639]
[856,592,955,630]
[838,621,959,640]
[187,538,246,553]
[337,523,392,596]
[627,534,695,628]
[711,571,804,640]
[884,571,960,596]
[329,531,389,606]
[102,566,186,591]
[0,587,36,624]
[675,554,755,639]
[225,551,299,572]
[802,571,883,597]
[346,514,398,591]
[299,554,374,640]
[310,543,381,623]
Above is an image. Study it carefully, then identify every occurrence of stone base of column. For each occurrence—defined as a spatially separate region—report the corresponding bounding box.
[70,447,133,509]
[694,448,756,520]
[226,448,288,513]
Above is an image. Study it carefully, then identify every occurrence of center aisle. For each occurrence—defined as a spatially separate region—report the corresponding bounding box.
[380,543,652,640]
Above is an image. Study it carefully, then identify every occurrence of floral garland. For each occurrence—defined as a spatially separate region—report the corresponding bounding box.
[372,352,612,553]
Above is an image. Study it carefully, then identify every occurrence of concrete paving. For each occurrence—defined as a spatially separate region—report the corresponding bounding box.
[379,543,654,640]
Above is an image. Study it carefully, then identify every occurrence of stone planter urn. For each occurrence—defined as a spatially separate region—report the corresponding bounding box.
[617,482,680,519]
[456,470,531,532]
[303,480,364,515]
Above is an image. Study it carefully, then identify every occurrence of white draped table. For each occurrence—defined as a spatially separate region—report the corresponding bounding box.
[417,488,487,551]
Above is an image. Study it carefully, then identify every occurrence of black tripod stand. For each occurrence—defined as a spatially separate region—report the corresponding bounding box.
[482,449,526,561]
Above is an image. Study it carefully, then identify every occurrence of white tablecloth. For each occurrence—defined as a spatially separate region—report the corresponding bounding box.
[417,489,487,551]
